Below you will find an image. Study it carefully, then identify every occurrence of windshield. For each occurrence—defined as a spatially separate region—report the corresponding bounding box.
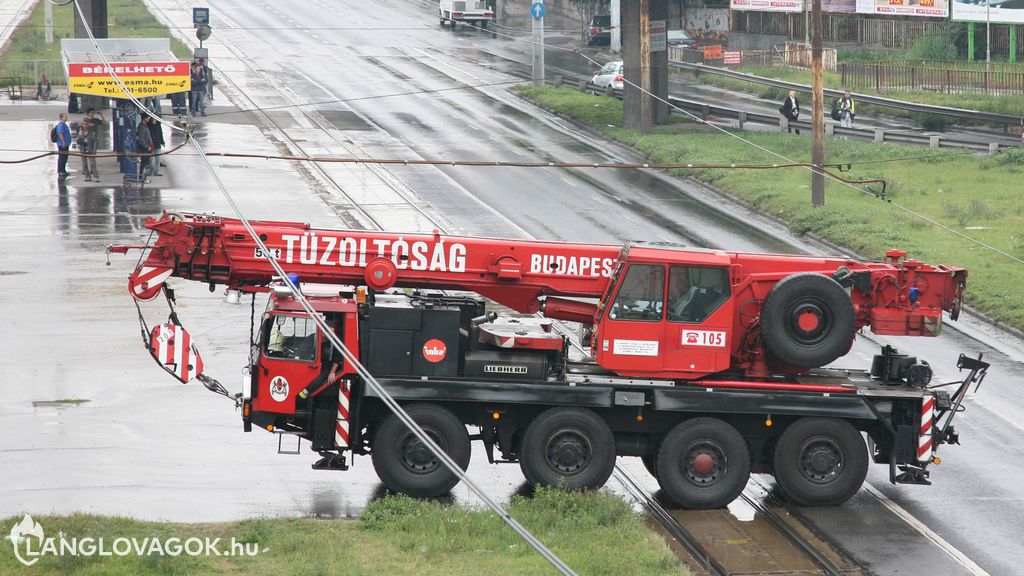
[263,315,319,361]
[667,30,691,41]
[591,15,610,27]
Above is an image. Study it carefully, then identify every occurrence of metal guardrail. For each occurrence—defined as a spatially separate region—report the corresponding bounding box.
[668,61,1024,132]
[553,76,1018,152]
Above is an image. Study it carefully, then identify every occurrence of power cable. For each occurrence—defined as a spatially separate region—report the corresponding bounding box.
[72,2,577,573]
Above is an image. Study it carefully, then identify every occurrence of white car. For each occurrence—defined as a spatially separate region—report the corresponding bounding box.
[591,61,623,91]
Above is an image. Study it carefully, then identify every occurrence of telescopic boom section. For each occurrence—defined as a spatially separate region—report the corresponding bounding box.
[120,212,622,315]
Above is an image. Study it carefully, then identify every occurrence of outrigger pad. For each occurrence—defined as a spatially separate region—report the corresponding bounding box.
[149,322,205,383]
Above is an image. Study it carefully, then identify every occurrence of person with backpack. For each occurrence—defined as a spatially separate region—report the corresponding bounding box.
[52,112,72,177]
[836,90,855,129]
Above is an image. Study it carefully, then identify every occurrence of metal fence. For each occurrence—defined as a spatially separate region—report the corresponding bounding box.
[0,60,66,85]
[840,62,1024,95]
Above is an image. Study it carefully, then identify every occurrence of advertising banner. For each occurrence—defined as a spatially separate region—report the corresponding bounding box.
[650,19,667,52]
[68,62,190,97]
[855,0,949,17]
[952,0,1024,23]
[730,0,803,13]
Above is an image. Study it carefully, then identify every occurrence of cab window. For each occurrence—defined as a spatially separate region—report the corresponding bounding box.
[609,264,664,322]
[263,315,319,361]
[667,266,730,323]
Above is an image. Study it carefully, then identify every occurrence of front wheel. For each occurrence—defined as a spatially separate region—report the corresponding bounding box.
[519,408,616,490]
[371,403,471,498]
[656,418,750,509]
[773,417,868,506]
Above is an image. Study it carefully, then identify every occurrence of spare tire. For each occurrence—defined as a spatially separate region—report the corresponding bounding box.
[761,273,855,368]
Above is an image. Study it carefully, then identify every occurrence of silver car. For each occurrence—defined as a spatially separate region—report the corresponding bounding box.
[591,61,623,90]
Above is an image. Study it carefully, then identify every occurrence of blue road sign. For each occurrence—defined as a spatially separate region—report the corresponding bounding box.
[531,2,545,19]
[193,7,210,26]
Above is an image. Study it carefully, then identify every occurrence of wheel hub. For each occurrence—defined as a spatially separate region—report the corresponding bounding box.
[546,429,592,475]
[683,440,727,486]
[399,431,443,474]
[799,437,843,483]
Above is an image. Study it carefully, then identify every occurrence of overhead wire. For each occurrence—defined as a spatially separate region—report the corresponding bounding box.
[69,2,577,573]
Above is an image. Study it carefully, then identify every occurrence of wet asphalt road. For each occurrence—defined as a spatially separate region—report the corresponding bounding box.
[2,0,1022,573]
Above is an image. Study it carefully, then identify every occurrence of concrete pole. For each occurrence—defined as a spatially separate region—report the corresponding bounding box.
[45,0,53,44]
[986,0,991,74]
[611,0,621,52]
[639,0,651,135]
[532,1,545,87]
[811,0,825,206]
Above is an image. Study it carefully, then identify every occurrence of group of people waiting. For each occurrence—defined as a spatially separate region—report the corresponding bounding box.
[168,58,212,118]
[51,106,164,181]
[778,90,857,134]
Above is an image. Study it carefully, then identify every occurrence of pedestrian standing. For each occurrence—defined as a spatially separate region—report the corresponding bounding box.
[82,108,104,179]
[76,123,97,181]
[838,90,856,129]
[190,62,207,117]
[779,90,801,135]
[54,112,71,177]
[136,115,155,178]
[171,91,188,118]
[148,116,165,177]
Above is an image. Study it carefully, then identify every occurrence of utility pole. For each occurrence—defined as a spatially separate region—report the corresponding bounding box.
[986,0,991,74]
[611,0,621,52]
[639,0,652,134]
[45,0,53,44]
[810,0,824,206]
[532,0,545,87]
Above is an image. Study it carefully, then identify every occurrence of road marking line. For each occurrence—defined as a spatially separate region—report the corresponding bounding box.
[864,483,990,576]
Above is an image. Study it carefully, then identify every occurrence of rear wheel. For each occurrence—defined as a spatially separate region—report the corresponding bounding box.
[773,417,868,506]
[519,408,616,490]
[371,404,470,498]
[656,418,750,509]
[641,453,659,479]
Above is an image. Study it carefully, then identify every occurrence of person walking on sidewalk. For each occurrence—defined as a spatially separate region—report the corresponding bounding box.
[779,90,800,135]
[190,62,207,117]
[148,115,165,177]
[136,115,154,178]
[837,90,856,129]
[54,112,71,177]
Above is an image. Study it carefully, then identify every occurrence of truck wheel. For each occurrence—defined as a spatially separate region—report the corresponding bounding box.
[761,272,855,368]
[519,408,615,490]
[656,418,750,509]
[641,453,659,479]
[773,417,868,506]
[481,20,489,29]
[371,404,470,498]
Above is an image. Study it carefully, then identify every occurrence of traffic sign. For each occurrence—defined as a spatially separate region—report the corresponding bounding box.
[193,7,209,26]
[530,2,545,19]
[196,24,211,42]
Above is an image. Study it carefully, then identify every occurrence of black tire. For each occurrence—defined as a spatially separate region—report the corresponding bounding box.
[773,417,869,506]
[519,408,616,490]
[761,272,855,368]
[481,20,489,29]
[641,453,659,479]
[371,404,471,498]
[656,418,750,509]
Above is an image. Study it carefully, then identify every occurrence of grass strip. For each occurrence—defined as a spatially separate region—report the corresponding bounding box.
[0,488,685,575]
[514,85,1024,330]
[1,0,192,80]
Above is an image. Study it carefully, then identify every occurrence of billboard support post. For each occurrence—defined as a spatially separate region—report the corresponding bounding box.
[969,22,975,61]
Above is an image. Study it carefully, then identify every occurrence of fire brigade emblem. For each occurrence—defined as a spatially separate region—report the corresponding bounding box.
[269,376,289,402]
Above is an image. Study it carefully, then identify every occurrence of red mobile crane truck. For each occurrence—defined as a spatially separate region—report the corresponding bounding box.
[110,212,986,509]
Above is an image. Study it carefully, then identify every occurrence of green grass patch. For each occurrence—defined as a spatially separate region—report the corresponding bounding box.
[0,0,192,81]
[515,85,1024,329]
[681,65,1022,128]
[0,489,684,575]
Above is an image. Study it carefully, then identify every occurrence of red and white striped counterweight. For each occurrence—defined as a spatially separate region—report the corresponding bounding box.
[918,393,936,463]
[149,322,204,384]
[335,380,351,448]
